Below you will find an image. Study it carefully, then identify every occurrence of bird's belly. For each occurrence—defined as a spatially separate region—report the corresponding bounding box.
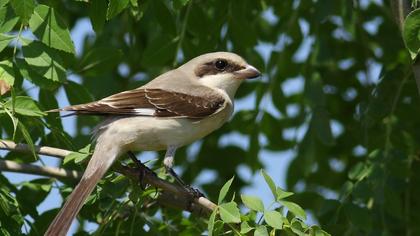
[102,108,232,151]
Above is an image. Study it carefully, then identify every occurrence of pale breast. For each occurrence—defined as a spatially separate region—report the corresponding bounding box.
[99,102,233,152]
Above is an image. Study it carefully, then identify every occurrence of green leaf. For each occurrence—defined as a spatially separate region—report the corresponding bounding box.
[241,195,264,212]
[173,0,190,9]
[0,60,14,87]
[89,0,107,32]
[290,218,306,235]
[78,47,123,75]
[3,96,45,117]
[63,80,94,105]
[16,179,52,216]
[22,40,67,82]
[0,0,8,7]
[10,0,35,24]
[403,8,420,59]
[0,33,14,53]
[280,200,306,220]
[63,144,91,164]
[29,5,75,54]
[312,108,334,146]
[208,208,217,236]
[17,120,36,159]
[348,162,371,181]
[261,170,277,199]
[264,210,283,229]
[15,58,60,90]
[0,189,24,235]
[219,202,240,223]
[107,0,129,20]
[254,225,269,236]
[218,176,234,204]
[240,221,253,234]
[0,6,19,33]
[276,187,294,200]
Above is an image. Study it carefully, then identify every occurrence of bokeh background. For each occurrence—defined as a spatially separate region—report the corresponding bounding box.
[1,0,420,235]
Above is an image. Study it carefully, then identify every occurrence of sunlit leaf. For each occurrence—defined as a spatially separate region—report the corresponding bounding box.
[241,195,264,212]
[219,202,240,223]
[107,0,129,20]
[22,40,67,82]
[0,60,14,95]
[29,5,75,54]
[261,170,277,200]
[218,176,234,205]
[240,221,253,234]
[264,210,283,229]
[280,200,306,220]
[3,96,45,117]
[254,225,269,236]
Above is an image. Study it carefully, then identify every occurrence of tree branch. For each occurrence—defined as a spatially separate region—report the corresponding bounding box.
[0,160,82,179]
[390,0,420,95]
[0,139,217,216]
[0,139,72,158]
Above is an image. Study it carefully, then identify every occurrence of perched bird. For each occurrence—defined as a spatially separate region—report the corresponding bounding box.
[45,52,261,236]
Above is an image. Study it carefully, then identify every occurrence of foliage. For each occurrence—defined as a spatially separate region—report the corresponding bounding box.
[0,0,419,235]
[208,171,329,236]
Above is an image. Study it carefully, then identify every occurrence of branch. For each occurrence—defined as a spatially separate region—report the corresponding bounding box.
[390,0,420,95]
[0,139,72,158]
[0,160,82,179]
[0,139,217,216]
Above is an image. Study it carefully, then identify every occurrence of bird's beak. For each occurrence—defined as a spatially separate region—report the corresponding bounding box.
[234,65,261,79]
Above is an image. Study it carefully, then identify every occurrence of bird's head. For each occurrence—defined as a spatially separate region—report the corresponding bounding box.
[179,52,261,98]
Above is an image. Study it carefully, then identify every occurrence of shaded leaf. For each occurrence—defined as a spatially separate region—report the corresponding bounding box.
[0,5,19,33]
[403,8,420,59]
[10,0,35,24]
[78,46,123,75]
[89,0,107,32]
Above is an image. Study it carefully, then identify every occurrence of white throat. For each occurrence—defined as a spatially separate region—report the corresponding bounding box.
[198,74,243,99]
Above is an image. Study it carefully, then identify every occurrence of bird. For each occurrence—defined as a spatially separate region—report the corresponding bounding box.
[44,51,261,236]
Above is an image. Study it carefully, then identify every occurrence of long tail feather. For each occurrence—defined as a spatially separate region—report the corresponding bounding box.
[45,136,121,236]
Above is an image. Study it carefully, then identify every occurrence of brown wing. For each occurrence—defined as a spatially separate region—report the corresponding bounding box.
[51,88,226,119]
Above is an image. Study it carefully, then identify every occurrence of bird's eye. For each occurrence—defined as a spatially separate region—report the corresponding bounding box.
[215,59,228,70]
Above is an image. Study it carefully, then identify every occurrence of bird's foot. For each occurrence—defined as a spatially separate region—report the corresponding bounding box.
[127,151,156,189]
[165,166,205,198]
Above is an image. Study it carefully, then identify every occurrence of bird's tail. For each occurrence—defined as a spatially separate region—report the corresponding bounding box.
[45,136,121,236]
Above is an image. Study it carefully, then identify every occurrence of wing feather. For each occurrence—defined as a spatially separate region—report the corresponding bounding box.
[51,88,225,119]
